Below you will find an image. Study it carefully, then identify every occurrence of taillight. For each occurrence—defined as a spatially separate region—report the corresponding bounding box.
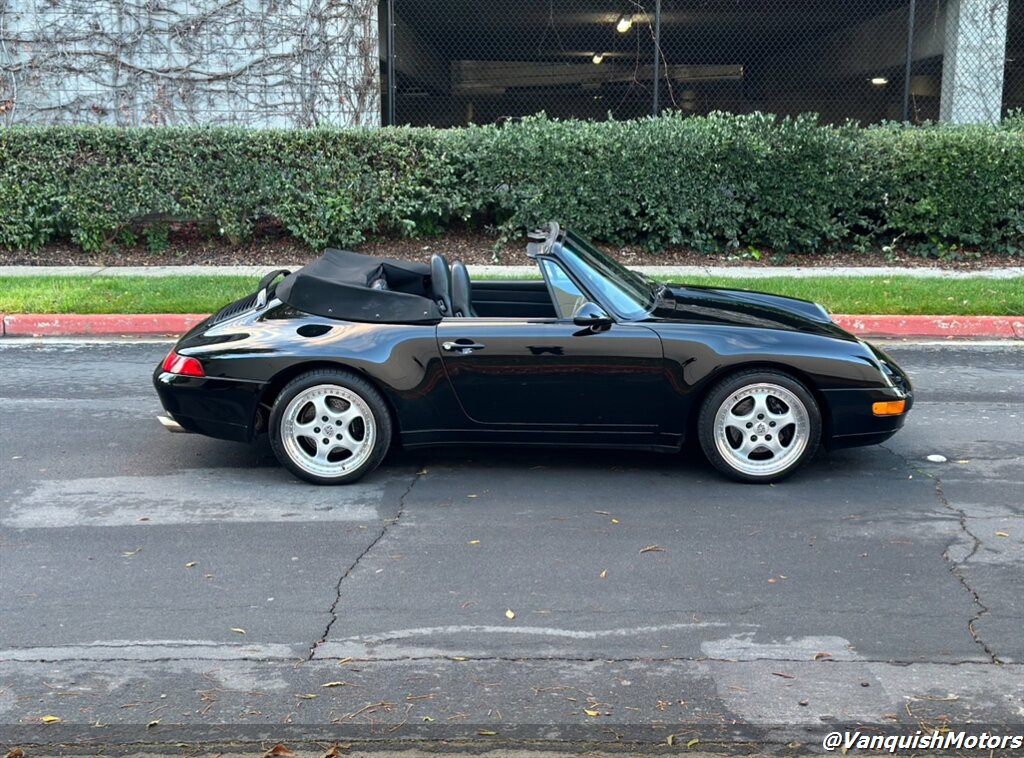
[161,349,205,377]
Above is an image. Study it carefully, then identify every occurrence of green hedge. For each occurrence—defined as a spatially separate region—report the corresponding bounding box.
[1,113,1022,255]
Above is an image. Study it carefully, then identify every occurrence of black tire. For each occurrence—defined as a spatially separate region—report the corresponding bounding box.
[697,369,821,484]
[269,369,392,485]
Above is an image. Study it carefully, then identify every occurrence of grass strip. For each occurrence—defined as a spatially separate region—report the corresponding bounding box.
[0,274,1020,316]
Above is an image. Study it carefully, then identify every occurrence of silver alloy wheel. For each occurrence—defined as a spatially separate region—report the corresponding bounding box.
[712,382,810,478]
[280,384,376,479]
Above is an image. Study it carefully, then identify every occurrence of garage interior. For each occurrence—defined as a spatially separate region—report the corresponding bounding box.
[381,0,1021,127]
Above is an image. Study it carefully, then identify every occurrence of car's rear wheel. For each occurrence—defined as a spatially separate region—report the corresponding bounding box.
[269,370,391,485]
[698,369,820,483]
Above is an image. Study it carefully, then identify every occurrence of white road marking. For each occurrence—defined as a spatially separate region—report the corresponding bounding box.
[702,633,861,661]
[331,621,754,643]
[0,640,304,662]
[3,469,383,527]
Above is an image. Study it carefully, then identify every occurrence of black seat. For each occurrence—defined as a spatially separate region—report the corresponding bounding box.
[450,261,476,317]
[429,254,452,316]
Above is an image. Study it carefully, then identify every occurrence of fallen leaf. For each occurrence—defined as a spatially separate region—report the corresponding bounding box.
[687,738,700,748]
[467,494,478,498]
[995,531,1009,537]
[146,719,160,729]
[296,693,317,699]
[230,627,246,635]
[321,681,355,688]
[584,708,600,717]
[505,609,516,619]
[599,569,608,579]
[338,657,354,665]
[40,715,61,724]
[467,539,480,545]
[477,730,497,736]
[451,656,467,661]
[813,652,832,660]
[667,735,676,746]
[639,545,665,554]
[593,510,611,515]
[5,749,25,758]
[768,577,778,584]
[610,518,620,524]
[122,548,142,557]
[264,745,296,758]
[421,716,435,722]
[185,561,198,568]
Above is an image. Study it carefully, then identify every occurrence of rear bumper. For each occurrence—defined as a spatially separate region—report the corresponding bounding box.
[822,386,913,450]
[153,370,263,443]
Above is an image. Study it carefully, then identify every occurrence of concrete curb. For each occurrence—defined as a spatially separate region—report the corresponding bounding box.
[2,313,1022,339]
[1,313,208,337]
[2,264,1022,279]
[831,315,1024,340]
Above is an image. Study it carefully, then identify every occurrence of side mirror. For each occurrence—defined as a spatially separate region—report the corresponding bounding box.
[573,302,613,329]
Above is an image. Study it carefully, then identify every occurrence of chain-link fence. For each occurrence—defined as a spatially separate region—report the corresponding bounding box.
[0,0,1016,127]
[385,0,1017,127]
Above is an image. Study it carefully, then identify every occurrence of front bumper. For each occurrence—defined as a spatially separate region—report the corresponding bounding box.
[821,386,914,450]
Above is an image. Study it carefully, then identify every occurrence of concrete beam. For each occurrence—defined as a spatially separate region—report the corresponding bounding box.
[451,61,742,95]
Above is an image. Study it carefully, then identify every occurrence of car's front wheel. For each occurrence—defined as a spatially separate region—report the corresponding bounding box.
[269,370,391,485]
[698,369,821,483]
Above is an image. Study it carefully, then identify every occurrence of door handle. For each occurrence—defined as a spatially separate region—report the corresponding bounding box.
[442,340,485,353]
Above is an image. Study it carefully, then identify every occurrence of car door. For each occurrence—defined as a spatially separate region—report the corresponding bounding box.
[434,317,667,428]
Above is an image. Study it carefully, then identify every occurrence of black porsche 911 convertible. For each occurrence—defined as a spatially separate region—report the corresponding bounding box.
[154,222,912,485]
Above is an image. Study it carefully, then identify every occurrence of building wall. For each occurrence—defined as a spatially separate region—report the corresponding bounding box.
[0,0,380,127]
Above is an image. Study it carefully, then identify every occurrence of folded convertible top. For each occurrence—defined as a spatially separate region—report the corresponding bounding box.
[275,248,442,324]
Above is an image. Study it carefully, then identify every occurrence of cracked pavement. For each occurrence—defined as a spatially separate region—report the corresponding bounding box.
[0,340,1021,751]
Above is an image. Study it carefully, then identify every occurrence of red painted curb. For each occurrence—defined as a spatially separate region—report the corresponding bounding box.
[832,315,1024,339]
[1,313,1021,339]
[2,313,208,337]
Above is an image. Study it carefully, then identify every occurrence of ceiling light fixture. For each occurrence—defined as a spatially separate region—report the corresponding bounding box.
[615,14,633,33]
[871,77,889,85]
[592,52,605,64]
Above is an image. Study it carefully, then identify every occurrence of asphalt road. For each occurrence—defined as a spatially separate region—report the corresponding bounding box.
[1,340,1021,752]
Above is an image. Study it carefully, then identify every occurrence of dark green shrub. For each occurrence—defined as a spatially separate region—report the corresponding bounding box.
[0,115,1020,255]
[863,123,1024,249]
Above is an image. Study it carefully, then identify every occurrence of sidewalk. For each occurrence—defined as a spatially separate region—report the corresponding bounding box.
[1,264,1021,340]
[2,264,1021,279]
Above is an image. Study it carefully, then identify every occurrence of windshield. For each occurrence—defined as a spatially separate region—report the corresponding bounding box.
[558,230,656,319]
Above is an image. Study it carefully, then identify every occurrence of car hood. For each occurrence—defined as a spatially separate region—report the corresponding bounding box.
[654,284,855,340]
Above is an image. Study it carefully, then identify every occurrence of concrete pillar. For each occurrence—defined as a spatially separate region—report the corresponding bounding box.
[940,0,1009,124]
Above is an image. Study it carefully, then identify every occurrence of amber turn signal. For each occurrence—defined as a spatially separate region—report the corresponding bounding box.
[872,399,906,416]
